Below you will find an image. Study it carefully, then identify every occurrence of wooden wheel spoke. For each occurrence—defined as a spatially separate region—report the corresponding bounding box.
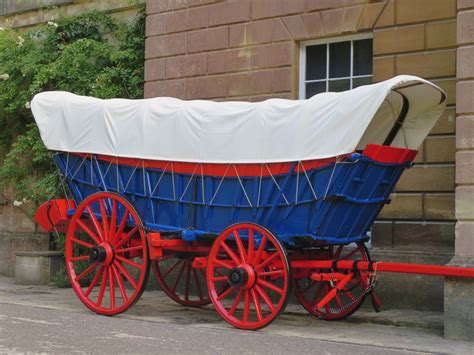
[243,291,250,322]
[217,285,235,301]
[213,258,234,269]
[96,267,109,307]
[252,235,267,264]
[86,206,105,242]
[172,260,187,293]
[257,279,283,295]
[76,263,98,281]
[311,283,325,308]
[72,255,90,262]
[115,210,130,242]
[72,238,93,249]
[247,229,254,262]
[192,268,204,301]
[109,200,117,243]
[233,231,247,263]
[250,289,263,321]
[255,285,275,312]
[112,265,128,303]
[228,289,244,316]
[114,226,139,249]
[212,275,228,282]
[115,245,143,254]
[220,241,241,265]
[256,252,280,270]
[99,200,109,241]
[114,260,138,289]
[184,261,191,301]
[109,267,115,309]
[85,266,103,297]
[77,220,101,245]
[162,259,182,279]
[116,255,142,270]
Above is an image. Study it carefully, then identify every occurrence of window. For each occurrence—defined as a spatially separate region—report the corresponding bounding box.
[299,35,373,99]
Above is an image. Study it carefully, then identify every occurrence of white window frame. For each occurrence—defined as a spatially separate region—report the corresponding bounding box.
[299,33,373,99]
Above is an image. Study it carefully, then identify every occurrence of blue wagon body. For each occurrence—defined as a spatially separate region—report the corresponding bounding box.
[54,148,411,247]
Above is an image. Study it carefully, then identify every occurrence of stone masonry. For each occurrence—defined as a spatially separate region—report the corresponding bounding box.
[443,0,474,341]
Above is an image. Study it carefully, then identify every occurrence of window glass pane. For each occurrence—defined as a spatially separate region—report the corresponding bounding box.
[306,44,327,80]
[306,81,326,98]
[329,41,350,78]
[353,76,372,88]
[353,39,373,76]
[328,79,350,92]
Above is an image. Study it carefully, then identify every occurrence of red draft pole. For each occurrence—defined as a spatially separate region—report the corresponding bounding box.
[291,260,474,278]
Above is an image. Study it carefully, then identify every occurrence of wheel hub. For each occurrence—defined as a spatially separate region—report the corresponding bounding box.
[227,264,256,289]
[89,243,114,265]
[89,246,106,263]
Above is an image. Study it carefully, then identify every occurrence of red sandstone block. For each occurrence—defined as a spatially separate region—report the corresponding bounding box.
[187,75,228,99]
[457,81,474,114]
[147,0,187,14]
[307,0,359,11]
[282,15,308,40]
[457,116,474,149]
[187,6,209,30]
[251,0,306,20]
[188,27,229,53]
[229,19,274,47]
[456,151,474,184]
[166,53,207,78]
[250,42,294,69]
[301,12,324,37]
[165,9,188,33]
[457,46,474,79]
[144,58,166,81]
[458,10,474,45]
[458,0,474,9]
[146,13,166,37]
[208,0,251,26]
[144,79,186,99]
[228,70,273,96]
[145,33,187,58]
[272,67,292,93]
[208,48,251,74]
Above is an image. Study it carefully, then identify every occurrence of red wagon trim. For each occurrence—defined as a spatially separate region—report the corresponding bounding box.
[72,144,416,178]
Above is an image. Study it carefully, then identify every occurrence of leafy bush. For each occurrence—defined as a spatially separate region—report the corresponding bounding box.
[0,8,145,206]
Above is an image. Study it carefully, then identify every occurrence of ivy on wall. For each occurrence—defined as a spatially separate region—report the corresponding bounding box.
[0,8,145,206]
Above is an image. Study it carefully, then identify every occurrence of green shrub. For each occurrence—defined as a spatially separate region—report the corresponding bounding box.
[0,7,145,206]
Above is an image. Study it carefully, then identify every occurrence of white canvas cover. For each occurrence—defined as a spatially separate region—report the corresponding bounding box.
[31,75,446,163]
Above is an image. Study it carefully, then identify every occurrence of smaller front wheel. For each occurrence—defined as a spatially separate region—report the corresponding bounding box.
[207,223,291,330]
[66,192,150,316]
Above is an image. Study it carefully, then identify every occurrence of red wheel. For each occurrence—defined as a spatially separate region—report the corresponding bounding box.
[152,253,211,307]
[65,192,150,315]
[207,223,291,330]
[293,242,370,320]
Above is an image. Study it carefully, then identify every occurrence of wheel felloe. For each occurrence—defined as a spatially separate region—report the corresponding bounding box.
[66,192,150,316]
[207,223,291,330]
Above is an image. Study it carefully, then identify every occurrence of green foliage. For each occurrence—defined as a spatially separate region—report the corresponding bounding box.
[0,7,145,205]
